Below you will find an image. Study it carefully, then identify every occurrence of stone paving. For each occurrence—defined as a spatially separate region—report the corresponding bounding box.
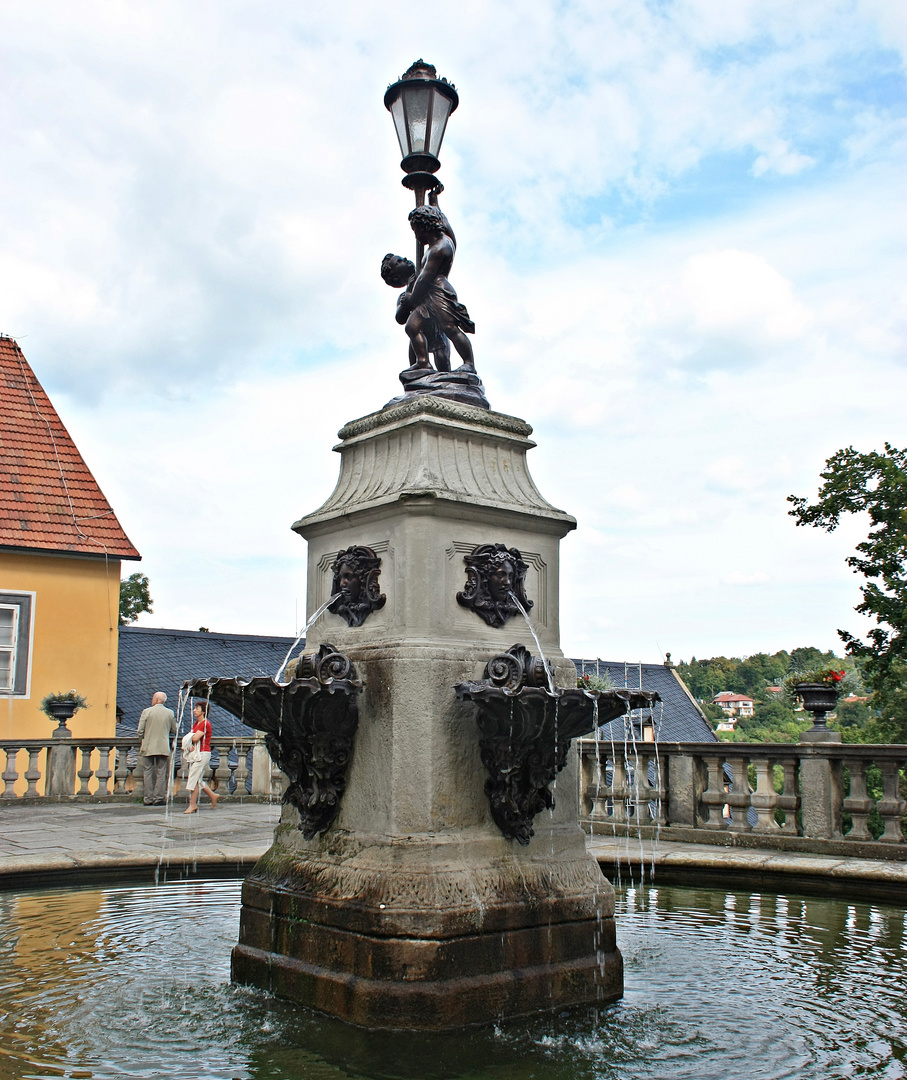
[0,802,904,903]
[0,799,281,882]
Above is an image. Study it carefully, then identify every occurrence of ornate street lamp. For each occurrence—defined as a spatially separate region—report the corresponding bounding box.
[384,59,459,209]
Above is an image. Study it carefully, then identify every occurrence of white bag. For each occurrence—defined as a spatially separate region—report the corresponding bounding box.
[181,730,201,763]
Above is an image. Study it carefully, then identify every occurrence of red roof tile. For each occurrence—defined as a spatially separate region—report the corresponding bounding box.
[0,337,140,560]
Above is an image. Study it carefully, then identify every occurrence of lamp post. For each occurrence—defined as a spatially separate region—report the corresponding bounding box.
[385,59,459,267]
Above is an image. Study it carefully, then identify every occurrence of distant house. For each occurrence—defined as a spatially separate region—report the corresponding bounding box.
[0,337,140,741]
[117,625,298,738]
[765,685,783,698]
[713,692,754,718]
[572,659,717,743]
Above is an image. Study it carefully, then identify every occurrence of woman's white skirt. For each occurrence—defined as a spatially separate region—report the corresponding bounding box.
[185,751,211,791]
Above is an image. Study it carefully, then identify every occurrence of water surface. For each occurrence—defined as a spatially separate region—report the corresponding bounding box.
[0,877,903,1079]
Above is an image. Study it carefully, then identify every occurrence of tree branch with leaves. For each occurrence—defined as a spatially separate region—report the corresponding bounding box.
[788,443,907,741]
[119,572,153,626]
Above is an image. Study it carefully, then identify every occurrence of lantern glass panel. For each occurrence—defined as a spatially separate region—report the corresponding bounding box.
[428,90,452,157]
[402,85,431,154]
[390,97,409,157]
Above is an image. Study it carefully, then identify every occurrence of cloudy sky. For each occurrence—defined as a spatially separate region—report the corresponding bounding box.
[2,1,904,662]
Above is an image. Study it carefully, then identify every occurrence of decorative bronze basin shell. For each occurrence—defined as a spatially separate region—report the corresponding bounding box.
[183,644,362,839]
[455,645,659,844]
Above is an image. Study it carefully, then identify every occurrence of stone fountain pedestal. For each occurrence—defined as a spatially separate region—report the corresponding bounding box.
[231,396,622,1029]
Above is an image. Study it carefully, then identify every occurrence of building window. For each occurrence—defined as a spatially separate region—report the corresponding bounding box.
[0,592,34,697]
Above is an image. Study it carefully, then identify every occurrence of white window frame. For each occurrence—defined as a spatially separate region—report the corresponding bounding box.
[0,591,35,698]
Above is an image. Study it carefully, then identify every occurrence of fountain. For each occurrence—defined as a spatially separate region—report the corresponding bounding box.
[2,63,904,1078]
[165,59,675,1032]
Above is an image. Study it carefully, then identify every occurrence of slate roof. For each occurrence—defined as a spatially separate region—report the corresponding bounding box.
[116,629,718,745]
[571,658,717,743]
[117,626,300,738]
[0,337,140,560]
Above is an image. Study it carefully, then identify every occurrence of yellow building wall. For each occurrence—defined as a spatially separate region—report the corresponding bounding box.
[0,550,122,742]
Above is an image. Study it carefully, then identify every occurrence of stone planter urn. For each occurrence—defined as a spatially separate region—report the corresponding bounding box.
[794,682,841,741]
[45,699,78,738]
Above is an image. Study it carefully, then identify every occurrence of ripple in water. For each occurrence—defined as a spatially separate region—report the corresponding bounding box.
[0,879,904,1079]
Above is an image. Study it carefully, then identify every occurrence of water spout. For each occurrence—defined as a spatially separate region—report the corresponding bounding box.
[275,593,340,681]
[507,591,556,695]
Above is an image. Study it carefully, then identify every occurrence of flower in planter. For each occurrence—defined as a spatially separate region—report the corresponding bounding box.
[578,671,614,692]
[40,690,90,719]
[780,669,857,712]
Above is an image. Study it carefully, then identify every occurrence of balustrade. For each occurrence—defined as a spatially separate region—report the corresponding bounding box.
[580,740,907,853]
[0,736,273,801]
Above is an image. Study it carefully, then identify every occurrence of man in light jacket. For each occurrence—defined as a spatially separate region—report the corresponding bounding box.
[137,691,176,806]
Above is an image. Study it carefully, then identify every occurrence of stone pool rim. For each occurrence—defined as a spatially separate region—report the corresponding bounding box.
[1,810,905,905]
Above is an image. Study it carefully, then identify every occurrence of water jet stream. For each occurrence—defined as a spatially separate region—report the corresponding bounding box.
[507,590,556,695]
[275,593,340,681]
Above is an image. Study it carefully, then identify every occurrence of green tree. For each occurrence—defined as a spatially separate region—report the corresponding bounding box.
[722,699,810,743]
[119,572,153,625]
[789,444,907,741]
[700,701,725,723]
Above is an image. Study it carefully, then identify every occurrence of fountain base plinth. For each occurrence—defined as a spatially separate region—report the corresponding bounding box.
[232,829,620,1030]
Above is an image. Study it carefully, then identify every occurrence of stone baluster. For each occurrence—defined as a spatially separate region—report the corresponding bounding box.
[630,751,654,825]
[634,751,660,825]
[699,756,727,829]
[211,745,231,793]
[750,757,780,832]
[842,757,875,840]
[578,743,595,816]
[24,747,43,797]
[646,752,667,826]
[271,765,288,798]
[77,745,96,796]
[609,753,629,824]
[1,747,20,798]
[876,758,907,843]
[250,734,273,796]
[113,749,129,794]
[588,756,612,820]
[622,752,644,825]
[725,756,752,832]
[95,746,113,796]
[233,742,250,795]
[131,755,145,802]
[775,756,799,832]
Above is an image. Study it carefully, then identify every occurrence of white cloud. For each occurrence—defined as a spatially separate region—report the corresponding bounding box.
[752,140,816,177]
[681,249,811,341]
[721,571,770,586]
[1,0,905,660]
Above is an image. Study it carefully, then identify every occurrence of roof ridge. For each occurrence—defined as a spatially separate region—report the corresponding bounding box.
[120,625,297,642]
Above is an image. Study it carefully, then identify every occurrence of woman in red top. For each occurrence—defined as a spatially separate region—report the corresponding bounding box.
[184,701,219,813]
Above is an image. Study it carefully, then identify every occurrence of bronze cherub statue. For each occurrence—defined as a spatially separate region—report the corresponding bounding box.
[382,184,488,409]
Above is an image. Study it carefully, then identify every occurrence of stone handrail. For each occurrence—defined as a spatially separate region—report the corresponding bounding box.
[0,736,280,801]
[579,739,907,858]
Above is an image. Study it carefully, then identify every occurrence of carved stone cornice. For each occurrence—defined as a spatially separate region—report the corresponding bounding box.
[337,395,533,441]
[295,400,574,533]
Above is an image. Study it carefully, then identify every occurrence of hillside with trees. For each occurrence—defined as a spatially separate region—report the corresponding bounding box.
[674,648,870,743]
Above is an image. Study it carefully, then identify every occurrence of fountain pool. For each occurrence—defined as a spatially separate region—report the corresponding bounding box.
[1,876,903,1079]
